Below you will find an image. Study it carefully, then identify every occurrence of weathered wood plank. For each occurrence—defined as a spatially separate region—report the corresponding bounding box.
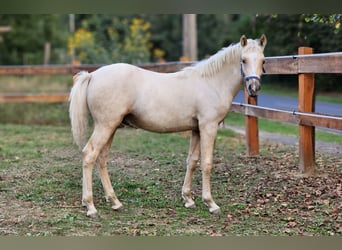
[230,103,342,130]
[263,56,298,75]
[72,62,194,74]
[72,62,193,74]
[298,52,342,73]
[0,65,73,75]
[0,62,193,75]
[0,52,341,75]
[297,112,342,130]
[71,65,103,74]
[230,103,298,124]
[263,52,342,75]
[0,93,69,103]
[141,61,193,73]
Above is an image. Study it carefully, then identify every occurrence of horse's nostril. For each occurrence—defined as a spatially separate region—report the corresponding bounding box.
[250,83,257,92]
[248,85,253,94]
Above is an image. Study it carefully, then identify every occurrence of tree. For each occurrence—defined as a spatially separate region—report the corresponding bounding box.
[0,15,68,65]
[236,14,342,91]
[304,14,341,34]
[68,15,152,64]
[145,15,182,61]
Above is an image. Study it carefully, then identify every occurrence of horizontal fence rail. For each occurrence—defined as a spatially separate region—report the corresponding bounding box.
[0,62,194,76]
[0,51,341,174]
[1,52,341,76]
[263,52,342,74]
[230,102,342,130]
[0,62,193,103]
[1,52,342,103]
[0,93,69,103]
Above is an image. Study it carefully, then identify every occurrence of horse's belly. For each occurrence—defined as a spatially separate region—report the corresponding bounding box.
[122,114,198,133]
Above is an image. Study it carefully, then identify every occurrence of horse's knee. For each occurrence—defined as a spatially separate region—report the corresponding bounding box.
[201,161,213,174]
[187,159,198,171]
[187,153,200,168]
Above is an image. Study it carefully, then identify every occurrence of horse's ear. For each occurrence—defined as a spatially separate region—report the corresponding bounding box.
[259,34,267,47]
[240,35,248,47]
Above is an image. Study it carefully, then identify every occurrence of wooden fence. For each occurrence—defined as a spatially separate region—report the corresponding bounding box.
[232,48,342,175]
[0,48,341,174]
[0,62,190,103]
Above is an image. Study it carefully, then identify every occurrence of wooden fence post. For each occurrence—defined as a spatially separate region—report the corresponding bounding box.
[244,89,259,156]
[182,14,197,61]
[298,47,316,174]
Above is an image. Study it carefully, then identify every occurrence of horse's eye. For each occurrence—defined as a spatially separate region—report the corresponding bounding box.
[262,60,266,64]
[242,59,246,64]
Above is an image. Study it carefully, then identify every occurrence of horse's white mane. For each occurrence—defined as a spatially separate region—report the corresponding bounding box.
[189,42,242,78]
[186,39,262,78]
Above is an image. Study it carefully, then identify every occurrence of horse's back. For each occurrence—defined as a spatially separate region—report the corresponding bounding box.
[86,63,201,132]
[91,63,147,83]
[88,63,146,95]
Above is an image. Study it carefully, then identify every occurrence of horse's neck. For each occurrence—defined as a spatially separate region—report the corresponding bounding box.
[214,58,243,98]
[205,45,242,98]
[187,44,243,101]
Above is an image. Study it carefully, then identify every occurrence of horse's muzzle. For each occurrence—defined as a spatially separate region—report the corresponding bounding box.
[246,77,261,97]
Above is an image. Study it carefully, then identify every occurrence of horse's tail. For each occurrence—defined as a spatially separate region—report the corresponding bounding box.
[69,71,92,149]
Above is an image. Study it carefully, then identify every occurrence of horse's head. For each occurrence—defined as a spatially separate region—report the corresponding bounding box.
[240,34,267,97]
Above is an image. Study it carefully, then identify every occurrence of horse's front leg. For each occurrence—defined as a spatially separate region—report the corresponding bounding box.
[182,130,200,209]
[199,122,221,215]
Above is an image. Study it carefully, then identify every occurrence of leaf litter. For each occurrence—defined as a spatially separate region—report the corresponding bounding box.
[0,125,341,235]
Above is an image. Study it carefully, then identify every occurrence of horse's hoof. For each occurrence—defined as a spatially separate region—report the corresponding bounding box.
[184,200,196,209]
[112,203,123,211]
[87,211,98,218]
[210,207,221,215]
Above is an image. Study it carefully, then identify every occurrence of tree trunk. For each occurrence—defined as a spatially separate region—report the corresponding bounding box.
[44,41,51,65]
[182,14,197,61]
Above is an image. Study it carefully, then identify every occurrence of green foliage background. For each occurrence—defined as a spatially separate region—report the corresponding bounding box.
[0,14,341,90]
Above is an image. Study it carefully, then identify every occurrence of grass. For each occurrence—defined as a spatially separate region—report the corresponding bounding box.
[0,124,341,236]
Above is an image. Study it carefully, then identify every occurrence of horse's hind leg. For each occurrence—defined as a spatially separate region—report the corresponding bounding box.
[96,132,123,211]
[182,130,200,209]
[82,125,116,217]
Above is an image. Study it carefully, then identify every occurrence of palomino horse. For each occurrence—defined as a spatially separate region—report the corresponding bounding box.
[69,35,267,217]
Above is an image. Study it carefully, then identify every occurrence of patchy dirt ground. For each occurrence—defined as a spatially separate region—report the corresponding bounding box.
[0,125,341,236]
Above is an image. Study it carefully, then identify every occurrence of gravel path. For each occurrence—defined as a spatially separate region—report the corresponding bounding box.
[225,125,342,155]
